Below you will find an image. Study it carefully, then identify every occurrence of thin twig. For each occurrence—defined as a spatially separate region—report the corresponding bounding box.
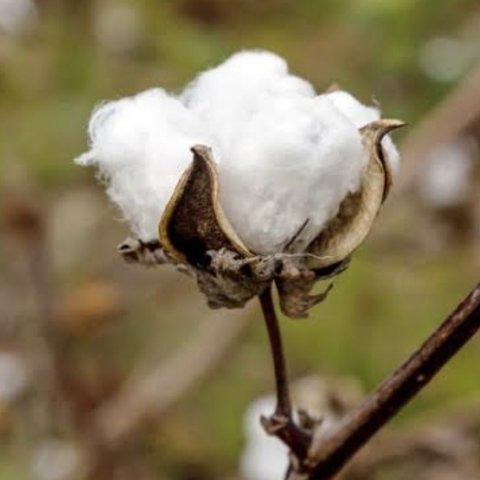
[349,396,480,478]
[259,286,292,416]
[299,282,480,480]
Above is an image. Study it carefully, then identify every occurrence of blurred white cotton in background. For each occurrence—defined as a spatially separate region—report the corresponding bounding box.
[75,89,211,242]
[419,138,477,209]
[76,50,399,254]
[0,0,36,35]
[217,94,366,253]
[0,351,29,402]
[419,37,474,83]
[31,439,83,480]
[94,1,142,55]
[240,376,363,480]
[240,395,289,480]
[181,51,369,253]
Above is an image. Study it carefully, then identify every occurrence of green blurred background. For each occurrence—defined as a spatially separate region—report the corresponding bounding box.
[0,1,479,479]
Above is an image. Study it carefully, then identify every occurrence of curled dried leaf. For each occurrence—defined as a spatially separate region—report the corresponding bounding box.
[159,145,251,266]
[118,238,168,266]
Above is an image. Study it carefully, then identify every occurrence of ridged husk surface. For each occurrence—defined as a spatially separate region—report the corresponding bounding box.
[119,119,404,318]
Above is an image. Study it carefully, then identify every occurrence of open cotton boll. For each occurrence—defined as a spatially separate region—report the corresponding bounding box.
[326,90,400,175]
[218,95,367,254]
[178,54,370,254]
[75,51,398,258]
[75,89,211,242]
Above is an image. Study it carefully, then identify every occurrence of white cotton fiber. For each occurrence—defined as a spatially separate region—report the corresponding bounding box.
[326,90,400,175]
[181,50,315,155]
[75,51,399,254]
[217,94,366,253]
[75,89,211,241]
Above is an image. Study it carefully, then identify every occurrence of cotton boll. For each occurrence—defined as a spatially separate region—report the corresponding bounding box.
[219,95,367,254]
[76,51,395,256]
[75,89,211,242]
[181,54,368,254]
[326,90,400,175]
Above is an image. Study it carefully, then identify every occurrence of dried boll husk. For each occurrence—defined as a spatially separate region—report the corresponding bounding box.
[159,145,251,266]
[119,118,404,318]
[303,119,403,270]
[276,119,404,317]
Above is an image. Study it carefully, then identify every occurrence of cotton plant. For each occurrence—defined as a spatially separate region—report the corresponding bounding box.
[76,50,402,318]
[75,50,403,472]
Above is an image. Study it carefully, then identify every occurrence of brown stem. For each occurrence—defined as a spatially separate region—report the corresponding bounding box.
[259,287,312,461]
[303,282,480,480]
[259,286,292,416]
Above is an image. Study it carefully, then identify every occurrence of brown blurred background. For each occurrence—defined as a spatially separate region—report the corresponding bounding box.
[0,1,479,479]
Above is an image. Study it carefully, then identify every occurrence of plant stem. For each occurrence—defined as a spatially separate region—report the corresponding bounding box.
[303,282,480,479]
[259,286,292,417]
[259,287,313,462]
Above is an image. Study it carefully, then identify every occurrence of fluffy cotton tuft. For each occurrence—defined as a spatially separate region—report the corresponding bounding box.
[217,94,366,253]
[182,50,315,155]
[326,90,400,175]
[75,51,398,253]
[76,89,210,241]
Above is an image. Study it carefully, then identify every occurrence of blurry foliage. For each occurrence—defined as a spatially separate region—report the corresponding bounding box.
[0,0,480,479]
